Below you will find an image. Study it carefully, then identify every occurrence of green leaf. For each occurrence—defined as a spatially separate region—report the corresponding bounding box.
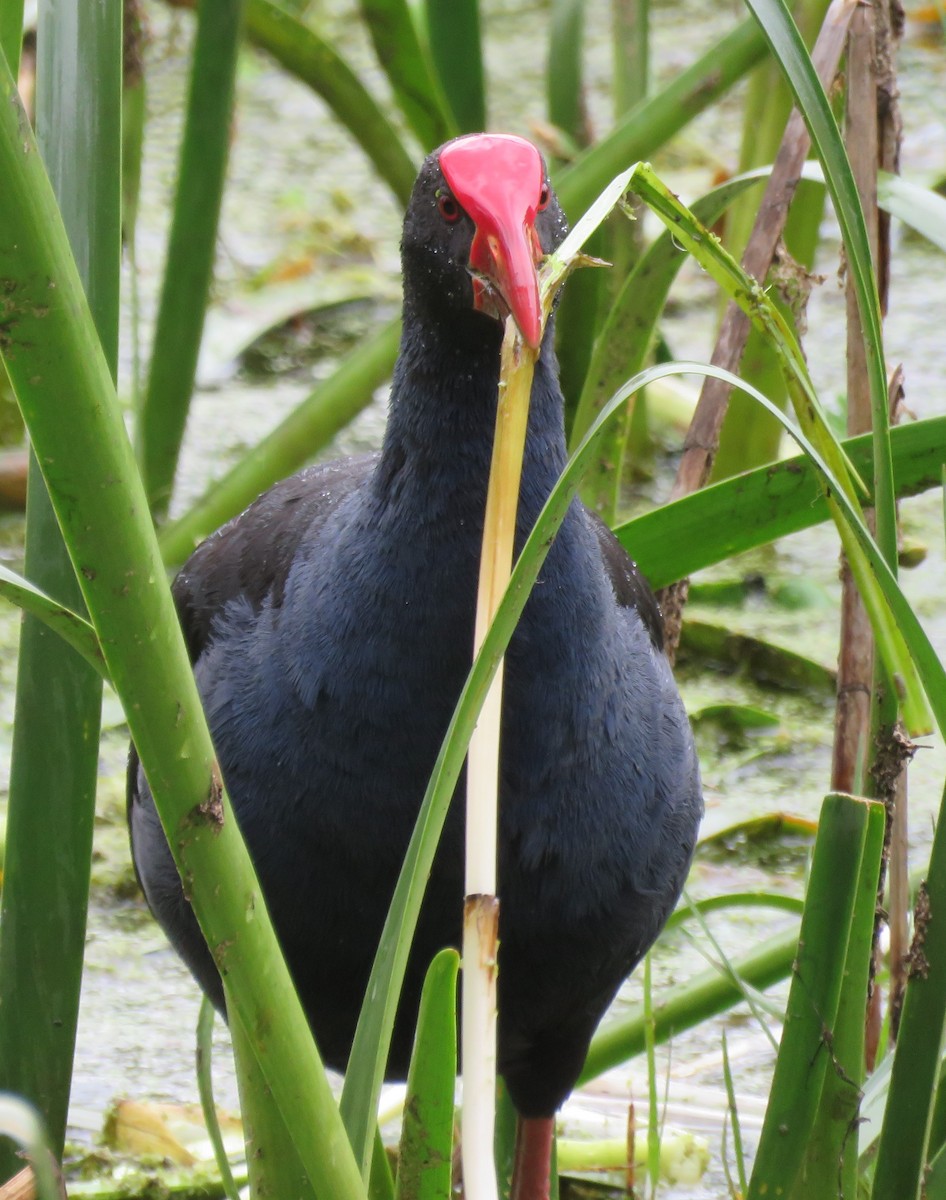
[743,0,897,569]
[245,0,417,206]
[360,0,456,149]
[138,0,245,518]
[0,2,117,1173]
[547,0,587,147]
[196,1000,241,1200]
[423,0,486,133]
[395,950,459,1200]
[878,171,946,253]
[554,18,767,218]
[0,563,107,678]
[747,794,877,1200]
[791,799,884,1198]
[628,163,929,733]
[615,416,946,588]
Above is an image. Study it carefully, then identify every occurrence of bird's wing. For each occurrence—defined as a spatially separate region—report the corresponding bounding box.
[127,454,377,842]
[172,454,378,663]
[585,509,665,651]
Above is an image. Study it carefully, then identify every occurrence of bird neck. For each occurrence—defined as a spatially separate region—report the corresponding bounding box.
[375,312,569,530]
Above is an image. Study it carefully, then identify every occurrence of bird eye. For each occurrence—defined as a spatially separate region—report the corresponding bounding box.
[438,194,460,223]
[537,185,550,211]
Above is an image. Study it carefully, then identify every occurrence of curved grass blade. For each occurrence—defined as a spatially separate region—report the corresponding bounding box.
[743,0,897,567]
[554,18,767,218]
[573,160,944,454]
[245,0,417,206]
[360,0,455,149]
[0,1096,63,1200]
[196,999,241,1200]
[680,892,779,1052]
[665,892,805,932]
[615,416,946,590]
[0,563,107,677]
[629,163,929,733]
[570,168,775,449]
[423,0,486,133]
[877,171,946,253]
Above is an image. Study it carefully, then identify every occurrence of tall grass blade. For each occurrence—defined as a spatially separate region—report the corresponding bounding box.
[424,0,486,133]
[245,0,417,206]
[230,1008,318,1200]
[721,1032,748,1198]
[746,794,875,1200]
[461,313,539,1200]
[395,950,459,1200]
[0,2,24,73]
[0,54,367,1200]
[359,0,455,149]
[548,0,587,147]
[139,0,245,518]
[0,2,118,1176]
[792,798,884,1197]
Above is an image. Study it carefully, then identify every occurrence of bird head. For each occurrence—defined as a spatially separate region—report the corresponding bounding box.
[400,134,568,351]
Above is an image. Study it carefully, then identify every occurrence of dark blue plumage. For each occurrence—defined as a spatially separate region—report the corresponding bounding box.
[128,136,702,1137]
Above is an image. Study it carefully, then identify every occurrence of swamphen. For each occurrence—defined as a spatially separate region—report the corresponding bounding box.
[129,134,702,1200]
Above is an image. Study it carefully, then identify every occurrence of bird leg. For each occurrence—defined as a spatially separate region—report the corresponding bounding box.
[510,1115,554,1200]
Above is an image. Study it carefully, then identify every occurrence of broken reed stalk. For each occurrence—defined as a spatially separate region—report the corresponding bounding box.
[464,322,539,1200]
[837,0,884,1063]
[459,164,637,1197]
[835,0,908,1066]
[657,0,858,659]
